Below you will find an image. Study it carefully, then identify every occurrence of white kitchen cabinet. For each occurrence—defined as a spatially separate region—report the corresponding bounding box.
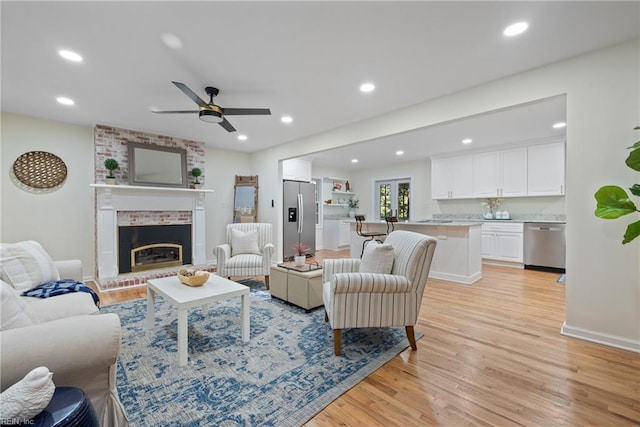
[323,219,351,250]
[431,155,473,199]
[473,148,527,198]
[527,142,565,196]
[482,222,524,265]
[339,221,351,247]
[283,158,312,182]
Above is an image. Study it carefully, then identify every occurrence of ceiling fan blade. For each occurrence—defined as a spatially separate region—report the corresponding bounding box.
[172,81,208,107]
[219,118,236,132]
[222,108,271,116]
[151,110,200,114]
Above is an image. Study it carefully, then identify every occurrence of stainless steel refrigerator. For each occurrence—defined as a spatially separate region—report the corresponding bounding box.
[283,180,316,260]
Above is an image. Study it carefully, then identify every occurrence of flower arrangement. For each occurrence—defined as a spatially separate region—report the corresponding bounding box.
[104,158,119,178]
[481,198,503,217]
[348,198,359,209]
[191,167,202,185]
[293,242,310,256]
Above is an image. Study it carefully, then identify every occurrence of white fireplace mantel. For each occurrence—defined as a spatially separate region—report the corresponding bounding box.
[91,184,214,280]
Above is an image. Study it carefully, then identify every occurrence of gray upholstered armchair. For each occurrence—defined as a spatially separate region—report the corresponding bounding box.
[214,223,275,289]
[322,230,437,356]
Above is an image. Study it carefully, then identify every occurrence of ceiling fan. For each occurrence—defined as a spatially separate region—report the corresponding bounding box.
[151,81,271,132]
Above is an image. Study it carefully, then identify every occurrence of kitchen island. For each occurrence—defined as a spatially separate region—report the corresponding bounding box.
[349,220,483,284]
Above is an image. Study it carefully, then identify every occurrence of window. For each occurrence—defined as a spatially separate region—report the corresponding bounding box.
[375,178,410,221]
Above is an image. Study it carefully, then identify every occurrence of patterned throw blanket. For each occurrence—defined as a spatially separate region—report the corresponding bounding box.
[22,279,100,307]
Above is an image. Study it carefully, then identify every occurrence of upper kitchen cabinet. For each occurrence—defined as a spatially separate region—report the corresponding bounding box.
[432,155,473,199]
[282,158,312,182]
[527,142,565,196]
[473,147,527,198]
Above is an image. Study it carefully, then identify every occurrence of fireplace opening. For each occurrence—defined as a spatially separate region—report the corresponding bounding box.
[118,224,192,274]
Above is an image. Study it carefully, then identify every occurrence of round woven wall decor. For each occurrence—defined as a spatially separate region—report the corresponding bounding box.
[12,151,68,189]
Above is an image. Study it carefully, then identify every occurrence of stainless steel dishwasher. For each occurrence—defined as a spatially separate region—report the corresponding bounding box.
[524,222,566,272]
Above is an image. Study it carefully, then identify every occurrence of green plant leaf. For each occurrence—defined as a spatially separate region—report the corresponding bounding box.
[627,140,640,150]
[594,186,637,218]
[625,147,640,171]
[622,219,640,244]
[630,184,640,197]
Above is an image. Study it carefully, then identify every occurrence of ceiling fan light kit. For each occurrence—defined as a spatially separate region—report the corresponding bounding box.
[153,81,271,133]
[199,109,223,123]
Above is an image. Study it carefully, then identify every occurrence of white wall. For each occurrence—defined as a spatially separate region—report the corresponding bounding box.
[252,39,640,351]
[1,113,95,274]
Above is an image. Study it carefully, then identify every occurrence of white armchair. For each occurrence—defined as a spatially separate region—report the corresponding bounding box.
[322,230,437,356]
[214,223,275,289]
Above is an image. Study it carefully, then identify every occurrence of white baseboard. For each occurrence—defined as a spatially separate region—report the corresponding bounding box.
[561,322,640,353]
[429,271,482,285]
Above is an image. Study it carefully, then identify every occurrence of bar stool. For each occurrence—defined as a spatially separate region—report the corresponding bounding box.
[385,216,398,234]
[355,215,386,257]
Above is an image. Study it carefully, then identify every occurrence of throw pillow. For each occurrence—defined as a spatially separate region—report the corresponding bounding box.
[231,228,261,256]
[0,280,37,331]
[360,241,395,274]
[0,241,60,292]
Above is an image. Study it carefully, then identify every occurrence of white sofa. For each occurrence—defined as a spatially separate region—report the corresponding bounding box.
[1,243,129,426]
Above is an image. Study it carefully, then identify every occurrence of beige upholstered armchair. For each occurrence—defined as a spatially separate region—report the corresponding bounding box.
[214,223,275,289]
[322,230,437,356]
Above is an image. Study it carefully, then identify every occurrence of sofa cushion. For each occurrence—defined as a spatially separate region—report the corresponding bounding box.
[1,280,37,330]
[0,241,60,292]
[230,228,261,256]
[359,241,395,274]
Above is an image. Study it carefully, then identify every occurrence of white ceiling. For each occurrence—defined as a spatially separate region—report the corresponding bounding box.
[2,2,638,168]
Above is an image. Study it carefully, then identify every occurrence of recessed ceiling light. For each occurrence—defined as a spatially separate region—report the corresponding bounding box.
[56,96,74,106]
[360,82,375,93]
[396,150,404,156]
[237,134,248,141]
[58,49,83,62]
[552,122,566,129]
[503,22,528,37]
[462,138,472,144]
[351,159,358,163]
[161,33,183,50]
[281,115,293,124]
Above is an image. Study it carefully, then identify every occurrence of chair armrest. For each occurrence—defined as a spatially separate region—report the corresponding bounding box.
[214,244,231,264]
[262,243,275,268]
[0,313,121,392]
[322,259,360,283]
[53,259,82,281]
[331,272,411,294]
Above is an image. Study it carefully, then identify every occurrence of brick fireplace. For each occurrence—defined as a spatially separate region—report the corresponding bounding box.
[93,184,212,289]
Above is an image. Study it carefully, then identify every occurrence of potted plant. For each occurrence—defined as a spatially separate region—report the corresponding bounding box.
[293,242,310,266]
[594,126,640,244]
[104,158,119,185]
[191,167,202,188]
[348,198,359,218]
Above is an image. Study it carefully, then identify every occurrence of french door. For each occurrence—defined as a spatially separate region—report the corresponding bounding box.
[375,178,410,221]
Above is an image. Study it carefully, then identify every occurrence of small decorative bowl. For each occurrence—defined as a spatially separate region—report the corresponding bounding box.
[177,271,210,287]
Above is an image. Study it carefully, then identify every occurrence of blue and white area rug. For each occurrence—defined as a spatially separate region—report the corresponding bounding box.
[102,280,420,426]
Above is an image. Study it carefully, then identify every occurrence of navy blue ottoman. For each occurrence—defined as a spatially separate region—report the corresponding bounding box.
[32,387,98,427]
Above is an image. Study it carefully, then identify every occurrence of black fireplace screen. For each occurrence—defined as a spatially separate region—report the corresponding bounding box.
[118,224,192,274]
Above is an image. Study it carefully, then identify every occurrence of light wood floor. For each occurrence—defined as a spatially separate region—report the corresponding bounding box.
[92,251,640,426]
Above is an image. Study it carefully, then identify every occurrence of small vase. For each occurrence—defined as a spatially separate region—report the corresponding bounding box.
[294,255,306,267]
[105,177,116,185]
[349,210,355,218]
[193,183,202,189]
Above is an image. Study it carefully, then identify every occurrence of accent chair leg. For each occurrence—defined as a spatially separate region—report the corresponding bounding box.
[324,310,328,322]
[333,329,342,356]
[264,275,270,290]
[406,326,417,350]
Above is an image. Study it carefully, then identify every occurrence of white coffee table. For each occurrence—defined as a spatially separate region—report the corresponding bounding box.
[146,274,250,366]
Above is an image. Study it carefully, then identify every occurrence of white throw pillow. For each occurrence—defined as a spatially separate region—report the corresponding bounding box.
[231,228,261,256]
[0,241,60,292]
[0,280,37,331]
[360,241,395,274]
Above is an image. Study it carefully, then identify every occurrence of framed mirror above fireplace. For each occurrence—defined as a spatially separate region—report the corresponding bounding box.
[128,142,188,188]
